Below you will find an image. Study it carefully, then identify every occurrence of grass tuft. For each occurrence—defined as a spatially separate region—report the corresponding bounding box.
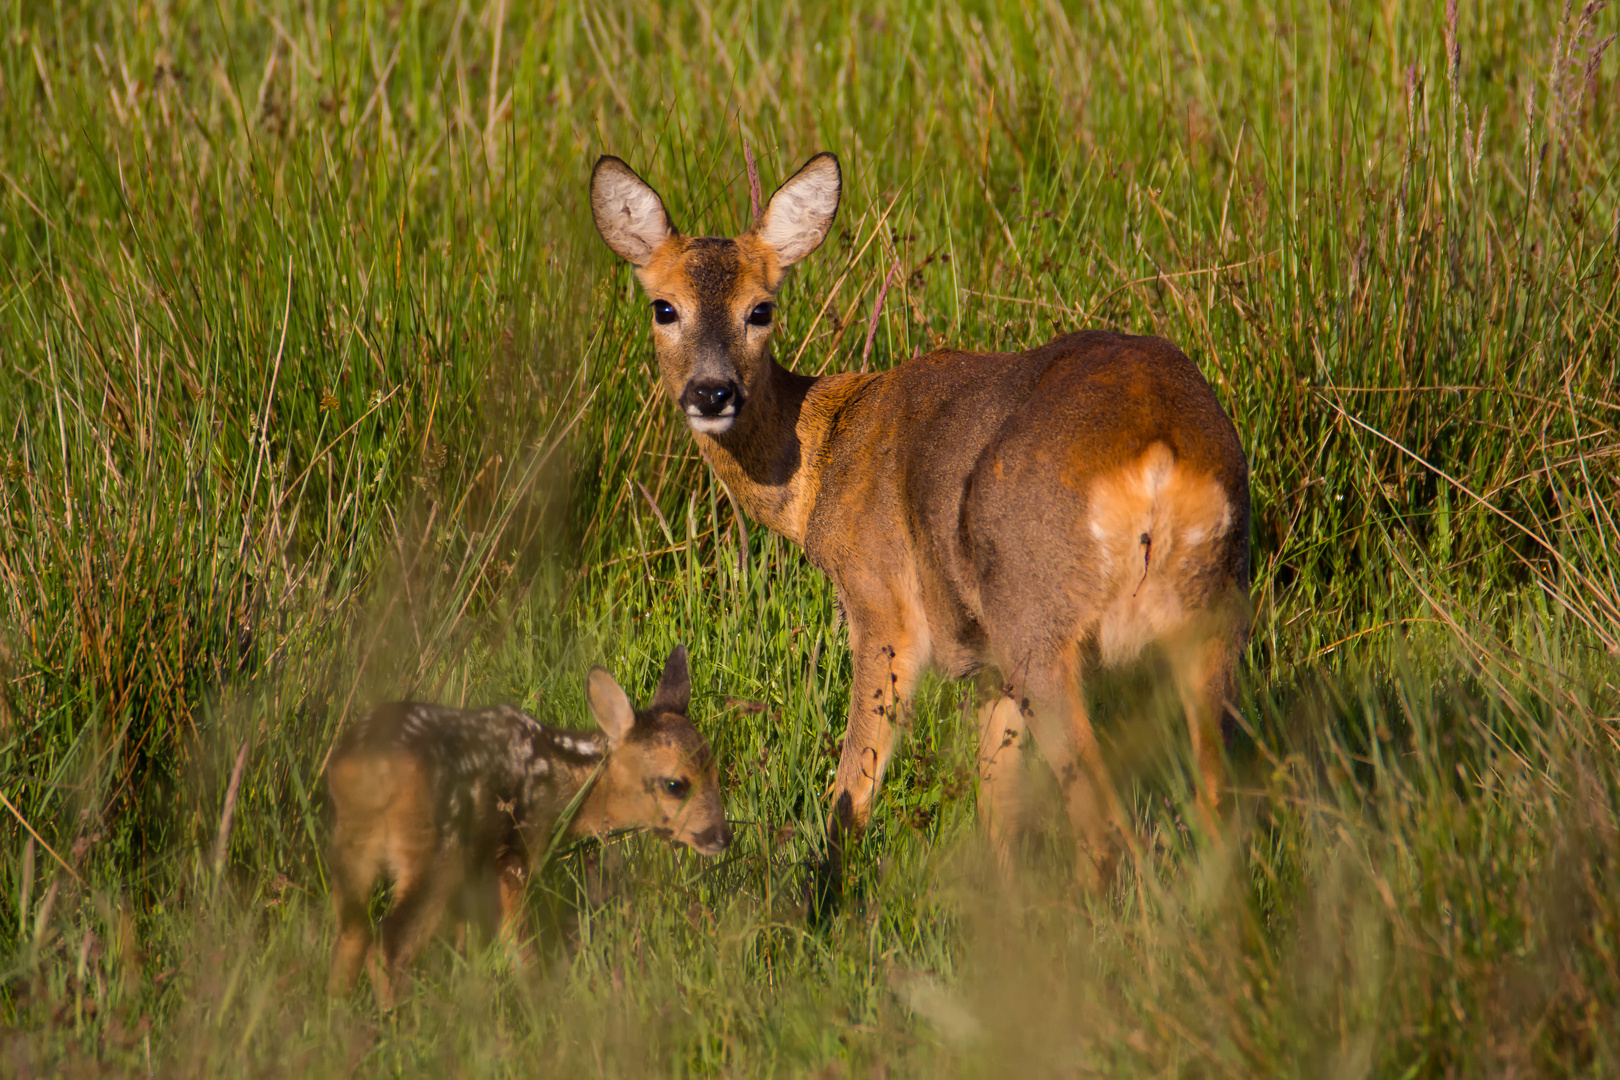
[2,0,1617,1075]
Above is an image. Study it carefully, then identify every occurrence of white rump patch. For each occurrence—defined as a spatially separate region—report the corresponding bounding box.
[1086,443,1234,666]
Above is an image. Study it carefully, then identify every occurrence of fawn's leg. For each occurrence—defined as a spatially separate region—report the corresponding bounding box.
[496,826,545,948]
[455,819,501,951]
[456,865,503,965]
[492,846,544,969]
[377,845,461,1009]
[327,841,380,996]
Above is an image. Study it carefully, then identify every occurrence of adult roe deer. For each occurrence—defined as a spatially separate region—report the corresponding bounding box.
[590,153,1249,889]
[327,646,730,1006]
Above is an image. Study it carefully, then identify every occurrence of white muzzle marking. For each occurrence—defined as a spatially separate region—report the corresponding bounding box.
[686,405,737,435]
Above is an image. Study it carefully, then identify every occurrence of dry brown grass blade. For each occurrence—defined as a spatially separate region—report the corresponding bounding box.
[0,786,83,885]
[744,139,762,221]
[860,257,904,372]
[212,742,251,876]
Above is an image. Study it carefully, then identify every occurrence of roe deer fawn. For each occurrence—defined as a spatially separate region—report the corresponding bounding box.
[591,154,1249,890]
[327,646,730,1005]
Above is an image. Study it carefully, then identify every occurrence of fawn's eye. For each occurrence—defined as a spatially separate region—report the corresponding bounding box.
[662,777,691,799]
[652,300,678,325]
[747,302,774,327]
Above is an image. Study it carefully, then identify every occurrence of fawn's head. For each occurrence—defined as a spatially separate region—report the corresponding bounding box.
[584,645,731,855]
[591,153,841,436]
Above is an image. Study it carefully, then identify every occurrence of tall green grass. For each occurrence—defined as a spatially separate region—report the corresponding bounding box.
[1,0,1617,1075]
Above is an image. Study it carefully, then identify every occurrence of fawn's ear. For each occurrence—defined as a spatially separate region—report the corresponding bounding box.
[649,644,691,716]
[591,156,677,267]
[586,667,636,745]
[753,152,841,268]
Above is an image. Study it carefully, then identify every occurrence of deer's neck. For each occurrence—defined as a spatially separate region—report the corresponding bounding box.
[559,738,612,838]
[690,357,870,545]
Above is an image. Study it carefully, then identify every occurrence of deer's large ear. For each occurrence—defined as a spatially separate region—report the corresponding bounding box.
[591,156,677,267]
[586,667,636,745]
[754,153,841,268]
[649,645,691,716]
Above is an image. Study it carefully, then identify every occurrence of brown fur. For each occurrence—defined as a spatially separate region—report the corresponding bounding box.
[591,154,1250,889]
[326,647,730,1006]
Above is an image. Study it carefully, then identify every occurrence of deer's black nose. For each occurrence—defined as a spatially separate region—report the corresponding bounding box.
[685,380,738,417]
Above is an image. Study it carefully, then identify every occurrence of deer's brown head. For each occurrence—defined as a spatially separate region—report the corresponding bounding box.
[590,153,841,436]
[582,645,732,855]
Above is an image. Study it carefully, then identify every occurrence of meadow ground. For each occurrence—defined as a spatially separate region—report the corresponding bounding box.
[2,0,1618,1075]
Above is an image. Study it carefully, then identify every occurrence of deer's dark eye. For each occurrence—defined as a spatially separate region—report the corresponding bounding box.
[747,302,774,327]
[652,300,678,325]
[662,777,691,799]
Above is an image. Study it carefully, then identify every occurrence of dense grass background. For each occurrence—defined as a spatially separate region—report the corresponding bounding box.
[1,0,1617,1074]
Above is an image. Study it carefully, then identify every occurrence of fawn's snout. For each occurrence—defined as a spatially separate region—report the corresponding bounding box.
[656,759,732,855]
[646,767,732,855]
[690,820,733,854]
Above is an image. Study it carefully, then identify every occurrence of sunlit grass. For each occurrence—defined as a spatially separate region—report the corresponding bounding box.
[1,0,1617,1075]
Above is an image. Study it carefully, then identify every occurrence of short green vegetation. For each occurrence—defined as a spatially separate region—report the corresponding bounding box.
[1,0,1617,1075]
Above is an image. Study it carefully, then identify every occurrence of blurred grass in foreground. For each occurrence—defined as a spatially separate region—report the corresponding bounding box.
[1,0,1617,1075]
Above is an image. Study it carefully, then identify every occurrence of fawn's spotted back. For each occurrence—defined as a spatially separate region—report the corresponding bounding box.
[332,701,613,843]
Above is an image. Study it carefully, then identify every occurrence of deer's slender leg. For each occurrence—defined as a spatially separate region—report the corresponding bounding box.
[1173,627,1240,839]
[1019,648,1124,892]
[830,620,928,837]
[976,691,1027,871]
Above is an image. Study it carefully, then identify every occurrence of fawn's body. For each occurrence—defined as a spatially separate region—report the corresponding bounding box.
[327,647,729,1004]
[591,155,1249,887]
